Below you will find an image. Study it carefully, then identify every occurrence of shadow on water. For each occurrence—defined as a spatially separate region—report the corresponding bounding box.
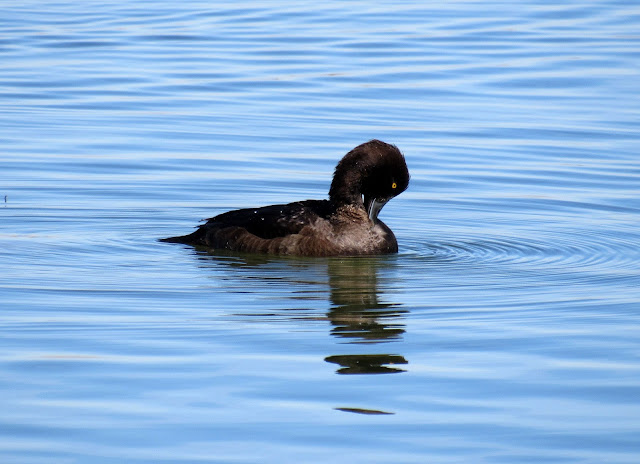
[192,248,409,376]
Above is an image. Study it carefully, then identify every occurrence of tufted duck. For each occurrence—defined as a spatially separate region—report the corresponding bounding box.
[161,140,410,256]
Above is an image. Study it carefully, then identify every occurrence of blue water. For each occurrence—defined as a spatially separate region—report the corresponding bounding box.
[2,1,640,463]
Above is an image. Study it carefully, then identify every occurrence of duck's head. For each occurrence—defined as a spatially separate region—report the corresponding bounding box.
[329,140,410,222]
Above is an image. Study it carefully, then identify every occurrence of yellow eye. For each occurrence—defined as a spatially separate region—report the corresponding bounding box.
[392,182,397,189]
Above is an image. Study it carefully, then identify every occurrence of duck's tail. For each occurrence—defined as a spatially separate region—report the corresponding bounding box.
[159,228,203,245]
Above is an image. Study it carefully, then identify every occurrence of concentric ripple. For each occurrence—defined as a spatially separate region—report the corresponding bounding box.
[412,229,640,273]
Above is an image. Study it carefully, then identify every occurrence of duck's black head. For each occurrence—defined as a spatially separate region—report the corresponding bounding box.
[329,140,410,222]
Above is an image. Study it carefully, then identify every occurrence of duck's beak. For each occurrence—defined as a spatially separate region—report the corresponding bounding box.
[365,197,389,222]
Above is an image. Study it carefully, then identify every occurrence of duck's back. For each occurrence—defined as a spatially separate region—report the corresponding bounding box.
[210,199,332,239]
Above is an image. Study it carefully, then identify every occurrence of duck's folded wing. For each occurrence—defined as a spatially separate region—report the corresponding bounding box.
[161,200,331,246]
[204,199,331,240]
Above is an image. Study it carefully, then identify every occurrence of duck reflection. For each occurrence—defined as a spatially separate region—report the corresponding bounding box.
[326,257,406,343]
[325,354,408,375]
[325,257,408,374]
[194,250,408,374]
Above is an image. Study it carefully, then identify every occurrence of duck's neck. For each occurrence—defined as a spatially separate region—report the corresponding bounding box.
[329,172,363,209]
[328,149,367,209]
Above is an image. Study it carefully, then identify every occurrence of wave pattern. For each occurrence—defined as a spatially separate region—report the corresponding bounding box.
[1,1,640,464]
[422,232,640,271]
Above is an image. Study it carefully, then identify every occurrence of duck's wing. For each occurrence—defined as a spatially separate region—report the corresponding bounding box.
[160,199,332,247]
[203,199,331,240]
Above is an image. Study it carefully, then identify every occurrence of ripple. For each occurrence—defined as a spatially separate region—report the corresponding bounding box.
[412,230,640,273]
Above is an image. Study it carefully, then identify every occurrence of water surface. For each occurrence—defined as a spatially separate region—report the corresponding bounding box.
[1,1,640,463]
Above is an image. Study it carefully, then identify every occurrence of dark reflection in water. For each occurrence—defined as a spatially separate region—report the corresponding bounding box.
[325,354,408,375]
[334,407,395,416]
[327,258,407,343]
[194,250,408,375]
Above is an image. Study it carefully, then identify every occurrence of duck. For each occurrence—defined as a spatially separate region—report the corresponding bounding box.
[161,139,410,256]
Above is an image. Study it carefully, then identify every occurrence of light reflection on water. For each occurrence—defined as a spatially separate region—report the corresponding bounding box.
[1,0,640,463]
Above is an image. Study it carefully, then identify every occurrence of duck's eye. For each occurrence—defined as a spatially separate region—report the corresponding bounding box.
[391,182,397,189]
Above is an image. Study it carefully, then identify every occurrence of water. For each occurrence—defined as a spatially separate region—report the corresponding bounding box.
[1,1,640,462]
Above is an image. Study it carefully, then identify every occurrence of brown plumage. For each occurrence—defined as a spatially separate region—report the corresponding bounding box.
[161,140,410,256]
